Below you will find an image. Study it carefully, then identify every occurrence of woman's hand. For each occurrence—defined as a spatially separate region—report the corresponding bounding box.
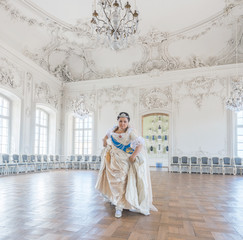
[103,139,107,147]
[103,135,108,147]
[129,155,136,163]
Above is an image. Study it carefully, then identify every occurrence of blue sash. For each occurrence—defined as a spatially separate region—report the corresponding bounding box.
[111,135,134,154]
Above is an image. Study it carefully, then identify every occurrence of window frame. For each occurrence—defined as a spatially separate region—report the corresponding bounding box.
[235,111,243,157]
[73,114,93,155]
[0,94,11,154]
[35,107,49,155]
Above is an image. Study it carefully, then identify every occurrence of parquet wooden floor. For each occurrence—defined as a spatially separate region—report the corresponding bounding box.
[0,170,243,240]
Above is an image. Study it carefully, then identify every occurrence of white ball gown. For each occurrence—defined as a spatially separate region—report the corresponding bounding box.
[95,127,157,215]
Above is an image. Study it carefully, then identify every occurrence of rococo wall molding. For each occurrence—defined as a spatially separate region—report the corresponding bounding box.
[35,82,59,109]
[173,146,227,157]
[139,87,172,110]
[174,76,226,109]
[66,92,96,114]
[97,85,131,107]
[0,57,23,89]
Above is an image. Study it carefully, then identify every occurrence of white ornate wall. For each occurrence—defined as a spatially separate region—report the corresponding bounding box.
[63,63,243,167]
[1,34,243,166]
[0,42,62,155]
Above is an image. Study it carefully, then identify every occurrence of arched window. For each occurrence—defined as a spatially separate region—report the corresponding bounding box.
[35,108,49,154]
[0,95,11,153]
[236,111,243,157]
[73,115,93,155]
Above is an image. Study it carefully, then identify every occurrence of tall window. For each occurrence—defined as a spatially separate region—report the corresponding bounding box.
[0,95,10,153]
[236,111,243,157]
[35,108,49,154]
[73,115,93,155]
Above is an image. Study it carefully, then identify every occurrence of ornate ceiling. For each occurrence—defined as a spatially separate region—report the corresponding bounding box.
[0,0,242,82]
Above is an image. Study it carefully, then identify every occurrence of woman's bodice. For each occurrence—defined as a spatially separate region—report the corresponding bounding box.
[106,126,145,149]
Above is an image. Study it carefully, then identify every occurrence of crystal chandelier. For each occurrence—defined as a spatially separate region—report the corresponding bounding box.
[91,0,139,50]
[71,95,89,119]
[226,77,243,112]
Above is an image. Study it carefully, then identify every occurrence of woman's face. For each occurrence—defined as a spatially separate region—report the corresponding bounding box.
[118,117,129,131]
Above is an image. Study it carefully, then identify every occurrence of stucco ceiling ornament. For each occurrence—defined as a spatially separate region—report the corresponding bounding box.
[216,16,243,65]
[25,43,98,82]
[175,2,240,41]
[139,29,169,45]
[139,87,172,110]
[23,20,98,82]
[35,82,59,109]
[134,29,179,75]
[1,0,243,81]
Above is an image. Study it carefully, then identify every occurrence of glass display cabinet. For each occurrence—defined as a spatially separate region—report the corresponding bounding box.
[142,113,169,169]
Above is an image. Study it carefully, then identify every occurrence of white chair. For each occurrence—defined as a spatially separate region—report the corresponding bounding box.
[211,157,223,174]
[200,157,211,174]
[75,155,83,169]
[95,156,101,170]
[42,155,49,170]
[65,155,76,169]
[8,154,19,174]
[190,156,200,174]
[1,154,9,175]
[55,155,62,169]
[29,155,37,172]
[36,155,43,171]
[222,157,234,175]
[180,156,190,173]
[48,155,55,169]
[233,157,243,175]
[170,156,180,172]
[19,154,28,173]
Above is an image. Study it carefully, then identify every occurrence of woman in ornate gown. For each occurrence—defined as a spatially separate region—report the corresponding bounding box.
[95,112,157,218]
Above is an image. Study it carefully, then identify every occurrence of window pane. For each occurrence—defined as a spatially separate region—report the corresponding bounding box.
[238,143,243,150]
[35,108,49,154]
[238,116,243,125]
[0,95,10,153]
[238,136,243,143]
[73,115,92,155]
[237,128,243,135]
[238,150,243,158]
[238,111,243,118]
[236,111,243,157]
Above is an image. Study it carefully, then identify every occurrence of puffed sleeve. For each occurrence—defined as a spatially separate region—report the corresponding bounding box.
[106,125,117,138]
[129,128,145,149]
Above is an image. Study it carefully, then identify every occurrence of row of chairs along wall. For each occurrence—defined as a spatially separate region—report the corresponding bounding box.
[0,154,101,176]
[170,156,243,175]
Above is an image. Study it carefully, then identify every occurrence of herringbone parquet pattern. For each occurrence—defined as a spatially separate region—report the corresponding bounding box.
[0,170,242,240]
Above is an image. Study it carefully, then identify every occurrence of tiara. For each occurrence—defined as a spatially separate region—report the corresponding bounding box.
[118,113,128,118]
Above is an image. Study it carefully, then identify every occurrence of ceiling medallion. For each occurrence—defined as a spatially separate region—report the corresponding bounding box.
[91,0,139,50]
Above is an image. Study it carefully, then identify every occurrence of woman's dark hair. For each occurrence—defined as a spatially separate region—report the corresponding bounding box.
[114,112,130,133]
[117,112,130,122]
